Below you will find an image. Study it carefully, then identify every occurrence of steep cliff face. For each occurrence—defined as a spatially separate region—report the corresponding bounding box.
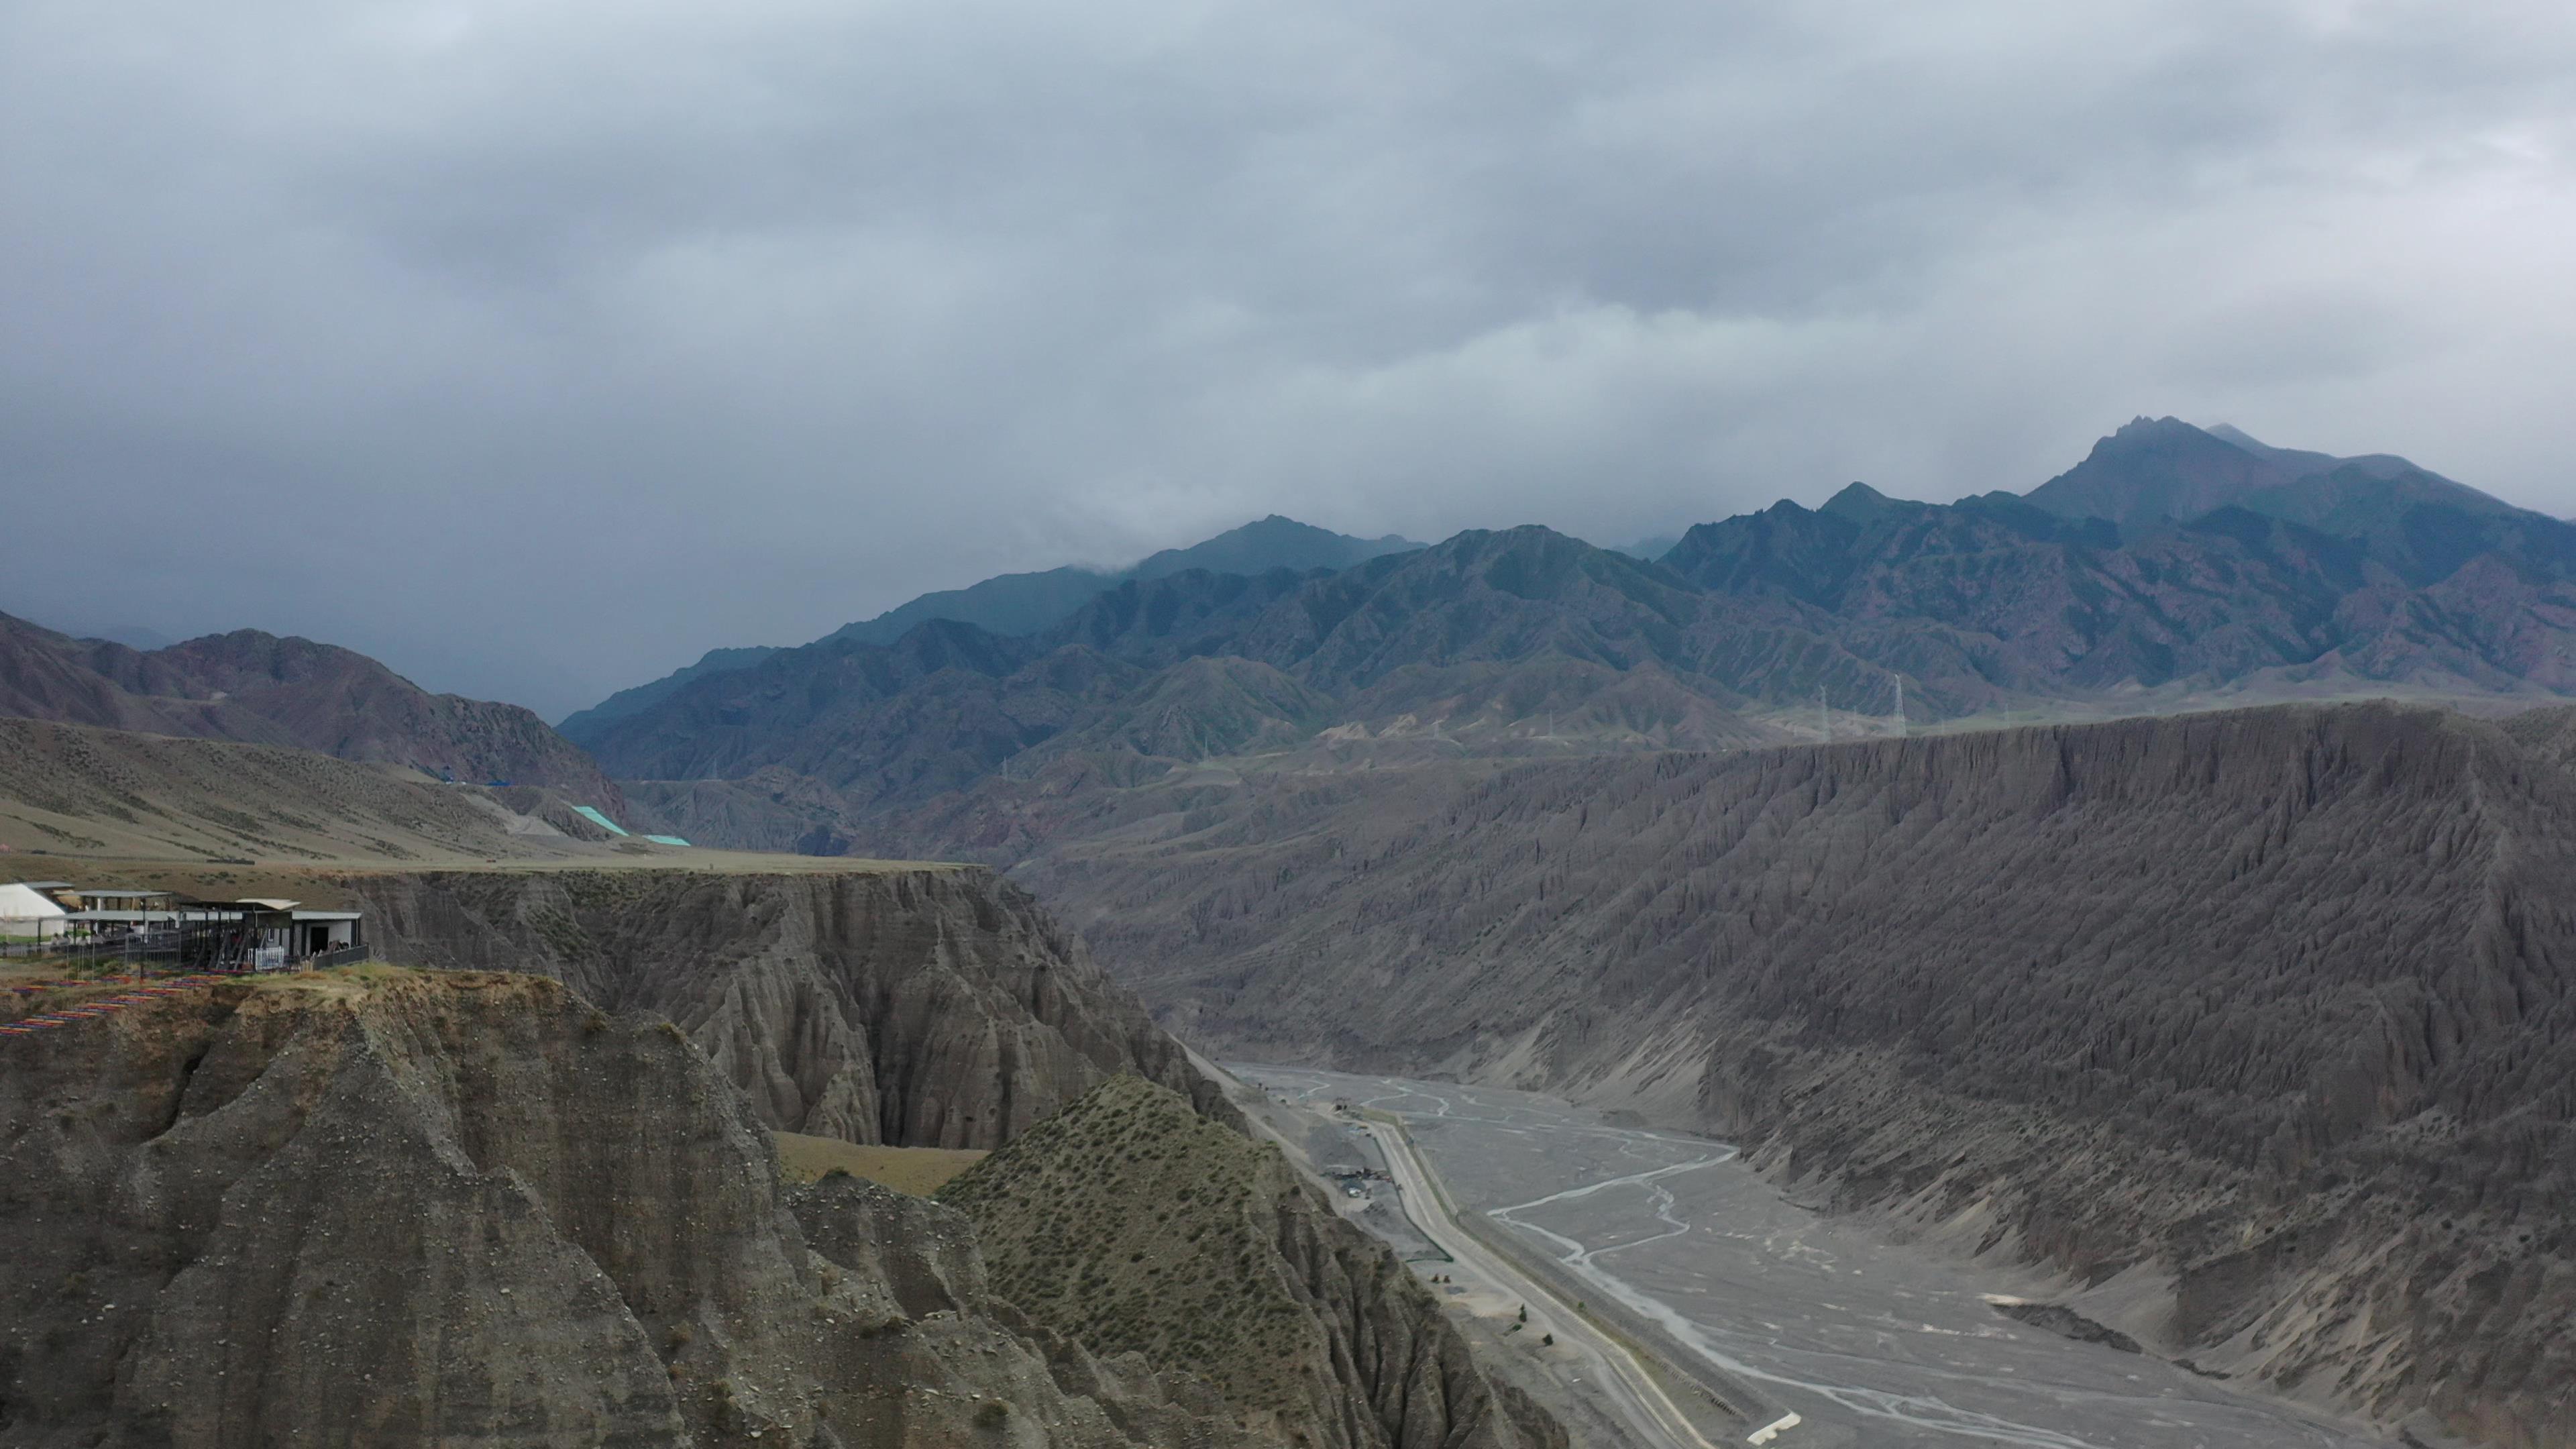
[1006,703,2576,1446]
[334,866,1226,1148]
[943,1076,1566,1449]
[0,971,1246,1448]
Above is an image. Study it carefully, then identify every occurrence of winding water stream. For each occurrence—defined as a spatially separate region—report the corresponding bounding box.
[1238,1065,2377,1449]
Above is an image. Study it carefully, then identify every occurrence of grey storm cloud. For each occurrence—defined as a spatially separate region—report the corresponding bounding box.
[4,0,2573,716]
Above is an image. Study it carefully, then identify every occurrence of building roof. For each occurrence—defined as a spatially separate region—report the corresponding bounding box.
[571,804,630,837]
[233,898,303,912]
[0,882,70,918]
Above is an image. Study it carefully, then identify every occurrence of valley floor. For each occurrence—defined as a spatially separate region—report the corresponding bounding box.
[1238,1066,2383,1449]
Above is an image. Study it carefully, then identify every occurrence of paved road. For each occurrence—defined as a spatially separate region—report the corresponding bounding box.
[1240,1066,2379,1449]
[1364,1104,1737,1449]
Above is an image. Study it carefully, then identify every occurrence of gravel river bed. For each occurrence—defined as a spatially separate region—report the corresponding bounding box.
[1236,1065,2382,1449]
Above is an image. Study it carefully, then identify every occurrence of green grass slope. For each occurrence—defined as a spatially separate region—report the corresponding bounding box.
[940,1075,1320,1427]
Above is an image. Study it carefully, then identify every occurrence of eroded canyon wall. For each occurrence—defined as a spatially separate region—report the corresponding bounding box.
[945,1075,1566,1449]
[0,971,1246,1448]
[337,865,1222,1148]
[0,969,1560,1449]
[1006,702,2576,1446]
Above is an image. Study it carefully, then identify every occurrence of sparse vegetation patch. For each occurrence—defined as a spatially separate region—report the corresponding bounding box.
[941,1075,1320,1421]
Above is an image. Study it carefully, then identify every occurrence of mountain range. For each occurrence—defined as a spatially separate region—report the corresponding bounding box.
[0,611,621,805]
[557,515,1424,737]
[556,418,2576,853]
[9,415,2575,847]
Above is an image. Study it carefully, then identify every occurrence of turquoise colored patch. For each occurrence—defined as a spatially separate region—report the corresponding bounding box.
[644,835,692,847]
[572,805,630,837]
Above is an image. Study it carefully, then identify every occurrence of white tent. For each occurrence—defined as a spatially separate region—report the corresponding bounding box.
[0,882,70,939]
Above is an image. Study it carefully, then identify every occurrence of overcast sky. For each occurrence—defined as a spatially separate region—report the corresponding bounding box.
[5,0,2573,716]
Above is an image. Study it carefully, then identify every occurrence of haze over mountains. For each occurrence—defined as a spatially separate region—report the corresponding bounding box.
[528,417,2576,855]
[11,409,2556,900]
[9,415,2575,858]
[559,516,1425,738]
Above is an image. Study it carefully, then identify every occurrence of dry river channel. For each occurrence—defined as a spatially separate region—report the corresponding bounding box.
[1234,1065,2380,1449]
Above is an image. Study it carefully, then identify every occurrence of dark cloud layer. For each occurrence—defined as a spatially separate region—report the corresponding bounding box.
[5,0,2571,716]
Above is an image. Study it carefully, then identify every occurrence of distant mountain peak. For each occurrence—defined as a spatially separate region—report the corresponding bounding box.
[1819,481,1924,524]
[2026,418,2294,531]
[2100,415,2230,455]
[2025,416,2523,538]
[561,517,1426,729]
[1126,516,1421,582]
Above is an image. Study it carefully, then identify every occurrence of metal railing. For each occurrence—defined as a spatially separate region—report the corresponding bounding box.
[3,930,189,967]
[5,934,374,973]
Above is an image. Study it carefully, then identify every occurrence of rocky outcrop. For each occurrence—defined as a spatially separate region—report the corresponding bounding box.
[943,1076,1566,1449]
[333,865,1228,1148]
[787,1174,989,1320]
[0,970,1248,1448]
